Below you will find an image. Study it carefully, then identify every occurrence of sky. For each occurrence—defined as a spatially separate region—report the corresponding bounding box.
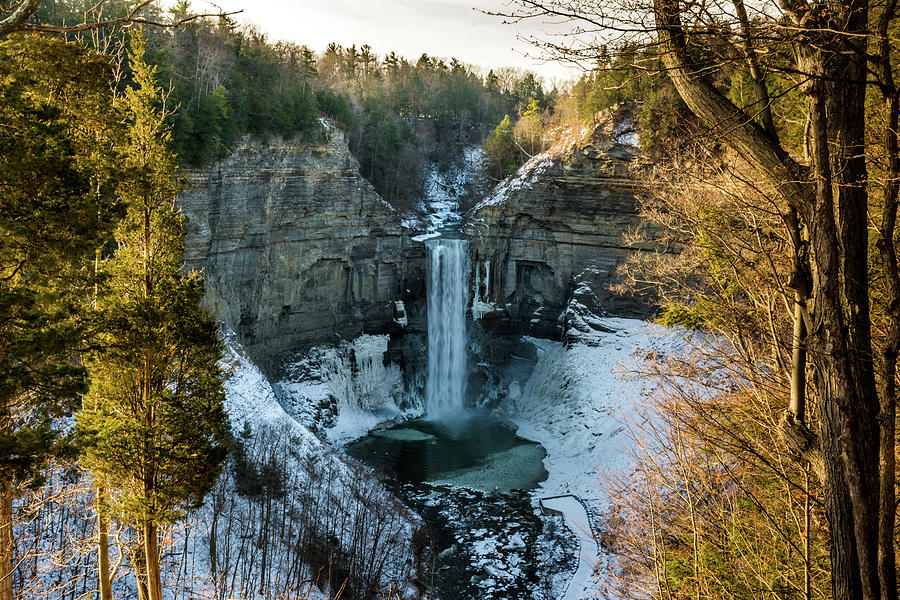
[188,0,585,85]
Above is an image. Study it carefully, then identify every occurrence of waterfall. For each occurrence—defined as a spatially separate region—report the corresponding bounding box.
[425,237,469,420]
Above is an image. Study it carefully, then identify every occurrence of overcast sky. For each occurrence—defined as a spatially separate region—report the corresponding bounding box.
[189,0,584,84]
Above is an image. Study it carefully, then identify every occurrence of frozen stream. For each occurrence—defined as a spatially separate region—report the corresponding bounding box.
[540,496,599,600]
[346,416,561,600]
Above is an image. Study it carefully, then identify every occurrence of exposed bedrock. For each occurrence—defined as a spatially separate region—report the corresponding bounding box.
[465,120,664,341]
[178,127,426,367]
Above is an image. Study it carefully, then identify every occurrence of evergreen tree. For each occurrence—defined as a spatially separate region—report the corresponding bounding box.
[514,72,544,109]
[514,98,546,157]
[483,114,520,179]
[77,31,229,600]
[0,34,121,600]
[300,45,317,87]
[485,69,499,91]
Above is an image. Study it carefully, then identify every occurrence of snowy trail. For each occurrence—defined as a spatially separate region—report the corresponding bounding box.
[540,495,599,600]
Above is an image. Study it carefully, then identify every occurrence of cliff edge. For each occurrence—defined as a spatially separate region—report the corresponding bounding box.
[179,124,425,365]
[465,113,661,340]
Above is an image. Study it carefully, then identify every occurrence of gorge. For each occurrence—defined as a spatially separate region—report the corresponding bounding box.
[173,113,677,599]
[10,5,882,598]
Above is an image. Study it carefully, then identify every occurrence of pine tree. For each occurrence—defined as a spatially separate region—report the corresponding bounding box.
[485,69,499,92]
[0,35,121,600]
[77,30,229,600]
[300,45,317,82]
[483,114,519,179]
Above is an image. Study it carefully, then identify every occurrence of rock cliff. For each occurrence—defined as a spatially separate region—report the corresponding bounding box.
[179,126,425,365]
[465,117,661,340]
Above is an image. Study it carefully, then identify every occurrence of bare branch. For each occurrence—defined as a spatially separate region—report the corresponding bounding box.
[1,0,242,37]
[0,0,40,37]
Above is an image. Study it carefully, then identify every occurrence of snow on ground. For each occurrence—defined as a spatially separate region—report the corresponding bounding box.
[421,144,484,230]
[471,152,554,212]
[495,318,689,599]
[20,331,419,600]
[501,318,685,501]
[612,116,639,147]
[247,313,692,600]
[398,144,485,233]
[218,330,420,597]
[326,403,407,444]
[222,331,325,448]
[274,334,420,445]
[400,485,556,600]
[412,231,441,242]
[469,122,597,215]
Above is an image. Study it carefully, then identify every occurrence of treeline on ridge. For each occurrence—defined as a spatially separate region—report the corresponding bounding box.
[38,0,555,208]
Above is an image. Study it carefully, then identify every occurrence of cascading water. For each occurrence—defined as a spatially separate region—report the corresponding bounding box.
[425,237,469,421]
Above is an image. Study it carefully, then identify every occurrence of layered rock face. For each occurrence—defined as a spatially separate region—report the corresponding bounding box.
[465,122,660,340]
[179,127,425,364]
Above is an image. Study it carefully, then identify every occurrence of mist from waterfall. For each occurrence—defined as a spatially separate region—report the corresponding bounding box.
[425,237,469,421]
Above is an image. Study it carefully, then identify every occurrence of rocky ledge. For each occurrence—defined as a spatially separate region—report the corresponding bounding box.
[179,125,425,366]
[465,115,663,340]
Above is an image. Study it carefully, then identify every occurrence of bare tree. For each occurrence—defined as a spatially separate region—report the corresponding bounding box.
[492,1,900,598]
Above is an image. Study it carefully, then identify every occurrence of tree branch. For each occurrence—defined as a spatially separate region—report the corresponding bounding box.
[0,0,40,37]
[2,0,242,37]
[653,0,814,222]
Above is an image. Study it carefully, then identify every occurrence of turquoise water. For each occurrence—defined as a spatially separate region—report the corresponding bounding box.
[347,414,548,492]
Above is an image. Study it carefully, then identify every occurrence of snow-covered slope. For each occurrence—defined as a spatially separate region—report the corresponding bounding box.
[222,331,326,445]
[503,319,683,500]
[406,143,486,238]
[205,331,422,599]
[274,333,421,444]
[471,152,555,213]
[16,331,423,600]
[497,318,689,599]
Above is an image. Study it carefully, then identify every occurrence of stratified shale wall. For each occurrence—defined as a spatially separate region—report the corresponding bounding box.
[179,126,425,364]
[466,118,661,339]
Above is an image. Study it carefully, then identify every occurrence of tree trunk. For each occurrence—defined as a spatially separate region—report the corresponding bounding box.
[260,496,269,595]
[873,6,900,598]
[787,206,810,424]
[876,272,899,600]
[0,478,13,600]
[0,0,41,37]
[790,296,808,415]
[144,521,162,600]
[806,61,870,600]
[130,533,149,600]
[814,11,882,594]
[653,1,884,598]
[209,505,218,590]
[652,0,814,220]
[98,487,113,600]
[732,0,776,139]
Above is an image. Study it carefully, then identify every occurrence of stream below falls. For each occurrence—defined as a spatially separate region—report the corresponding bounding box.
[347,416,574,600]
[344,227,578,598]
